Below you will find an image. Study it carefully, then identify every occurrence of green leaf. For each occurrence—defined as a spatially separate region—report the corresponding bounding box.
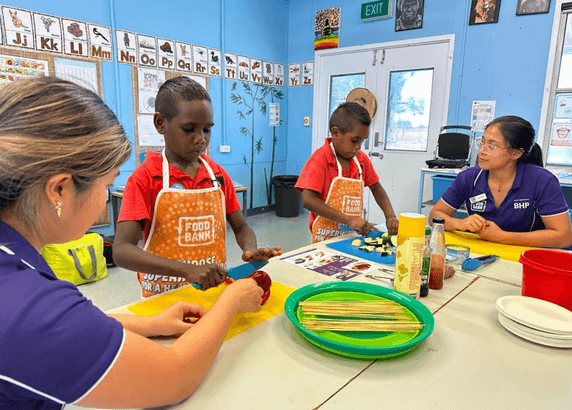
[245,108,253,117]
[259,100,267,116]
[243,82,252,95]
[239,126,250,136]
[255,138,263,153]
[235,110,245,120]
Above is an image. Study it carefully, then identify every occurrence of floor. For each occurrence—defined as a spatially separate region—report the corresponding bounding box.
[78,211,312,312]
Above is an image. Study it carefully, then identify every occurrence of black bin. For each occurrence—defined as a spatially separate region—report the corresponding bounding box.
[272,175,301,217]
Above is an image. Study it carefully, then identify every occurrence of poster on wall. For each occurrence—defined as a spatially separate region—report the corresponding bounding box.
[555,94,572,119]
[288,63,300,87]
[115,30,137,65]
[208,48,221,77]
[137,114,164,146]
[516,0,551,15]
[314,7,340,50]
[137,34,157,68]
[395,0,424,31]
[250,58,262,84]
[87,24,112,60]
[302,62,314,86]
[237,55,250,82]
[137,67,165,114]
[54,58,98,94]
[0,54,48,87]
[469,0,501,25]
[224,52,237,79]
[157,38,175,70]
[546,122,572,166]
[32,12,62,54]
[192,45,208,75]
[262,61,274,85]
[274,63,284,86]
[62,19,88,57]
[175,42,193,72]
[471,100,496,132]
[2,6,34,49]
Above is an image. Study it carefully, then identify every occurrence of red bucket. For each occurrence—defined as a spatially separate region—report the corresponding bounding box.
[519,249,572,311]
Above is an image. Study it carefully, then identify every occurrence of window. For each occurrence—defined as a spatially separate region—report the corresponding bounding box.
[544,5,572,166]
[328,73,365,123]
[384,69,434,151]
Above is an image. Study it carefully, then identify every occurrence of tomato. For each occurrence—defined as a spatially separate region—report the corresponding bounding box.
[247,270,272,305]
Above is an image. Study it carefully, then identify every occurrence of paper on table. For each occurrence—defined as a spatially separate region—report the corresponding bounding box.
[444,231,538,262]
[127,281,296,341]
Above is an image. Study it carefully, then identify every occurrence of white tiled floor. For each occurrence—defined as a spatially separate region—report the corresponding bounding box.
[77,211,312,312]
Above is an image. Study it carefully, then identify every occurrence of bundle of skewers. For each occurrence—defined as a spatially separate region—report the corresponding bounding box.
[299,300,424,333]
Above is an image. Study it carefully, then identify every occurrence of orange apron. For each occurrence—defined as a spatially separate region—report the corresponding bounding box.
[311,143,364,243]
[138,151,227,297]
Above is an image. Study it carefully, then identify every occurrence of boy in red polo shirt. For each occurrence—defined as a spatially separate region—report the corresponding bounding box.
[113,77,281,297]
[295,102,398,243]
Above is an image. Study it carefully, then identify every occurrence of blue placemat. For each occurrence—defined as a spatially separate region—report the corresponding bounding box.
[326,235,396,266]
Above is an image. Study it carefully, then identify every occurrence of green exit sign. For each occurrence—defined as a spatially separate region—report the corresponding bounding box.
[361,0,392,22]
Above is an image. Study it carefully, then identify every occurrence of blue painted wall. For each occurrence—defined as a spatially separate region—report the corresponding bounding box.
[285,0,555,174]
[3,0,557,235]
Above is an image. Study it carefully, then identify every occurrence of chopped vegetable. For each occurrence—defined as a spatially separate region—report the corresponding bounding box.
[358,245,375,253]
[351,239,362,247]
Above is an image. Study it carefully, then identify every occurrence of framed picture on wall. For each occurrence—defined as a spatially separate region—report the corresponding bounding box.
[516,0,550,15]
[395,0,424,31]
[469,0,501,25]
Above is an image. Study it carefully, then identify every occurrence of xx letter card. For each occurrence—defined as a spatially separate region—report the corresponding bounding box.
[274,63,284,87]
[2,6,34,50]
[157,38,175,70]
[62,19,88,57]
[32,12,62,54]
[137,34,157,68]
[224,52,237,79]
[208,48,221,77]
[175,42,192,72]
[115,29,137,65]
[88,24,112,60]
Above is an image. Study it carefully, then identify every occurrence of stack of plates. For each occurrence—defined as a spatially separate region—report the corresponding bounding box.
[495,296,572,348]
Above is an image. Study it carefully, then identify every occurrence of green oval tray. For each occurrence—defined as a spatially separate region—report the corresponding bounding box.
[284,282,435,359]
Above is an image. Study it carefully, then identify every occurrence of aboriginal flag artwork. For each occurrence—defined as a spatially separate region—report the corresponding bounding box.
[314,7,340,50]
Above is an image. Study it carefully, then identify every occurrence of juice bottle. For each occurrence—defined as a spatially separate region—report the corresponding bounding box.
[394,213,427,299]
[420,227,432,297]
[428,217,446,290]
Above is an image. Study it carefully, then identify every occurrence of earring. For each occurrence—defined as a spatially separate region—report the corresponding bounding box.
[53,201,62,218]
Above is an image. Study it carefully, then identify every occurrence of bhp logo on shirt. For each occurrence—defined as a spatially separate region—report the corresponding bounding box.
[513,200,530,209]
[342,196,362,215]
[178,216,215,246]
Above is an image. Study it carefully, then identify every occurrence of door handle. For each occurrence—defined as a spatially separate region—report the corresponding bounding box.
[370,152,383,160]
[374,132,380,147]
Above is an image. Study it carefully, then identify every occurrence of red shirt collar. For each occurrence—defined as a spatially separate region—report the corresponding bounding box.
[142,151,216,182]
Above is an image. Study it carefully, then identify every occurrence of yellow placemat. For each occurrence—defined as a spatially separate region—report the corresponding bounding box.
[445,231,539,262]
[127,281,296,341]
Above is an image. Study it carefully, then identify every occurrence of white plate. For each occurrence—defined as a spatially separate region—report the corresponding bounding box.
[498,313,572,348]
[498,313,572,340]
[495,296,572,335]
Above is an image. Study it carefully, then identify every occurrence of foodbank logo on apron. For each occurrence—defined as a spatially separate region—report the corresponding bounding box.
[342,196,362,216]
[178,216,215,246]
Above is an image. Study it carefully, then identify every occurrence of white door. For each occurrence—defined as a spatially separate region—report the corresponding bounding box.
[313,35,454,223]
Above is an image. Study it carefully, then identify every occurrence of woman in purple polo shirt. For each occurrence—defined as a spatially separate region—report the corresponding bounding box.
[430,115,572,249]
[0,78,264,410]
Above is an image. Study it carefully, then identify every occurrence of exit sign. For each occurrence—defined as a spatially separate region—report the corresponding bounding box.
[361,0,392,22]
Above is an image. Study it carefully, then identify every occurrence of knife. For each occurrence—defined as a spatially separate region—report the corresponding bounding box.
[338,224,379,238]
[192,259,269,289]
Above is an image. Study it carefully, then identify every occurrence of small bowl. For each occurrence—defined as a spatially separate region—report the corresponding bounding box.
[446,244,470,265]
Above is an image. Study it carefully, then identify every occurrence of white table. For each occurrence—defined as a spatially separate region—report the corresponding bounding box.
[87,237,571,410]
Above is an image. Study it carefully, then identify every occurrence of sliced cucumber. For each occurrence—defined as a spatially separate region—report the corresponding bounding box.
[351,239,362,247]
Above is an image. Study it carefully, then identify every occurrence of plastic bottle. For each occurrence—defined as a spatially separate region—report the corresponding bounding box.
[428,217,446,290]
[394,213,427,299]
[420,227,432,297]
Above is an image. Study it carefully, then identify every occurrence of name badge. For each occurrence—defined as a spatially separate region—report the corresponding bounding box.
[469,193,487,204]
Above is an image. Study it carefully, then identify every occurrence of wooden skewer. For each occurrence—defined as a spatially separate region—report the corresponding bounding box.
[302,319,424,332]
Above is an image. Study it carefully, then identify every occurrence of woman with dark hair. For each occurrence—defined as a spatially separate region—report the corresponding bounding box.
[430,115,572,249]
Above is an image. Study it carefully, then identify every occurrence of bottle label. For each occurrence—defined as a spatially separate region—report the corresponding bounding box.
[421,256,430,284]
[394,235,425,298]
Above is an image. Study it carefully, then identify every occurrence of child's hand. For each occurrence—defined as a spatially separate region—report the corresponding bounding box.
[347,218,376,236]
[149,301,207,337]
[242,246,282,262]
[181,263,227,290]
[386,217,399,235]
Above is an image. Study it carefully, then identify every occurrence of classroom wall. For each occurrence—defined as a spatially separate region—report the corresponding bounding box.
[3,0,557,236]
[5,0,290,236]
[285,0,556,174]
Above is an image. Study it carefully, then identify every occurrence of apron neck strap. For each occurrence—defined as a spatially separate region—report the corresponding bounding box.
[161,149,220,188]
[329,142,362,179]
